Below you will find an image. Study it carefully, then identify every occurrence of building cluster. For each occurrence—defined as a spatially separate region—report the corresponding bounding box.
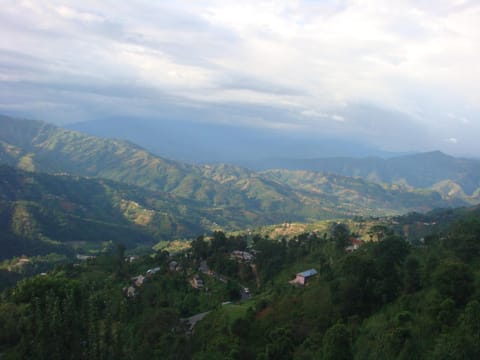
[230,250,255,263]
[123,266,161,298]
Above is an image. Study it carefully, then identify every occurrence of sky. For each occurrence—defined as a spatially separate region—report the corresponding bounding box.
[0,0,479,155]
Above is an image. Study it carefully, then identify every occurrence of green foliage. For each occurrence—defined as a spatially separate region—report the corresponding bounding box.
[0,251,236,359]
[322,323,352,360]
[254,238,287,284]
[264,327,295,360]
[444,217,480,262]
[404,255,422,293]
[0,115,472,246]
[0,164,210,260]
[1,116,480,360]
[433,261,474,306]
[330,223,350,252]
[262,150,480,196]
[188,214,480,360]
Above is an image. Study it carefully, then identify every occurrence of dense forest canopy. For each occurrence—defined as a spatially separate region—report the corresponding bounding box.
[1,209,480,359]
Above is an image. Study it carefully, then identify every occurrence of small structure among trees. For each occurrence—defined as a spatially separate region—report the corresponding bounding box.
[290,268,318,285]
[345,237,363,252]
[230,250,254,263]
[191,276,204,289]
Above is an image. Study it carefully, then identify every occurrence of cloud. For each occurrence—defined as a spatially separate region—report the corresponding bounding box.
[300,110,345,122]
[331,114,345,122]
[54,5,104,22]
[0,0,479,154]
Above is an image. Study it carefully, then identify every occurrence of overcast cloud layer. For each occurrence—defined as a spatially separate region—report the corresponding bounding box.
[0,0,479,155]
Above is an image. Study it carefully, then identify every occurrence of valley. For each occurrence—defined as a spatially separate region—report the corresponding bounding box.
[1,2,478,358]
[1,200,480,359]
[1,115,480,359]
[1,114,478,262]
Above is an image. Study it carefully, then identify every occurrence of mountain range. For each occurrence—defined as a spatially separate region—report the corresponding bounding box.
[67,117,480,196]
[67,116,395,164]
[247,152,480,194]
[1,114,480,257]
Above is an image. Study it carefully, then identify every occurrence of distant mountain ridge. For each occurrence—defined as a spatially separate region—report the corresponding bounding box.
[67,117,395,163]
[0,114,476,258]
[248,151,480,195]
[66,117,480,196]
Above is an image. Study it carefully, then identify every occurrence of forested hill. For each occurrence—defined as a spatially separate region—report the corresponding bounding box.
[0,165,212,259]
[249,151,480,195]
[1,196,480,358]
[0,115,475,230]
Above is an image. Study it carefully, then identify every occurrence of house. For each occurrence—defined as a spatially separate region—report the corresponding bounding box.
[18,257,30,264]
[168,260,183,272]
[123,286,136,298]
[230,250,254,262]
[76,254,96,261]
[146,267,161,277]
[125,255,139,263]
[199,260,210,274]
[191,276,204,289]
[132,275,146,287]
[9,257,32,271]
[290,269,318,285]
[345,237,363,252]
[168,260,178,272]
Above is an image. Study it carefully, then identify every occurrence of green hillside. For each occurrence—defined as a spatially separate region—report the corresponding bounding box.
[262,169,470,213]
[0,115,474,238]
[0,165,211,259]
[2,201,480,358]
[254,151,480,195]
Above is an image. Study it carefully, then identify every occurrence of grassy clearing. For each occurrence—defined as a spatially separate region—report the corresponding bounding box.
[222,302,251,324]
[153,239,191,253]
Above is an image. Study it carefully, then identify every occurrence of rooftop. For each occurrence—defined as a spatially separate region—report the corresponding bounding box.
[298,269,318,277]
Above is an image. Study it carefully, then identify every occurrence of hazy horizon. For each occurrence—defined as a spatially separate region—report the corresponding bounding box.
[1,1,479,156]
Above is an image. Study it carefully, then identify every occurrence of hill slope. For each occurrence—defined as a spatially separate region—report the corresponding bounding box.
[0,115,473,233]
[250,151,480,195]
[0,165,216,259]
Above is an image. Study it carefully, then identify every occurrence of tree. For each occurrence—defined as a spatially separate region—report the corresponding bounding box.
[191,235,209,259]
[373,235,410,303]
[337,252,378,315]
[434,261,474,306]
[265,327,294,360]
[330,223,350,252]
[368,225,390,242]
[113,243,126,278]
[211,231,227,253]
[322,323,352,360]
[404,255,421,293]
[254,238,286,283]
[444,218,480,262]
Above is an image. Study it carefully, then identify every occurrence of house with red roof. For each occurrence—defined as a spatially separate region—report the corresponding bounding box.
[345,237,363,252]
